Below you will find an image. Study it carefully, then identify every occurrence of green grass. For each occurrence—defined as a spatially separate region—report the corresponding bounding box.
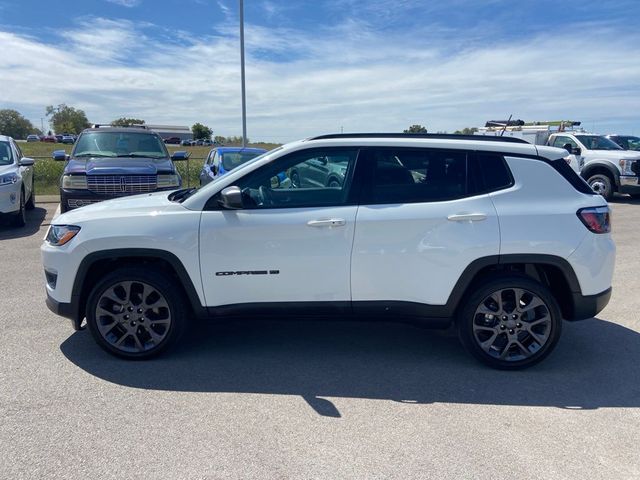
[20,141,281,195]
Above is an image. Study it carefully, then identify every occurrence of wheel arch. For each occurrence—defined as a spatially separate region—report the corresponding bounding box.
[447,254,582,321]
[581,161,620,188]
[70,249,207,330]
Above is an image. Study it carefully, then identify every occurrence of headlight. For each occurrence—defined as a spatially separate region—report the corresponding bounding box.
[61,175,88,189]
[619,159,637,176]
[0,172,19,185]
[46,225,81,246]
[157,174,180,188]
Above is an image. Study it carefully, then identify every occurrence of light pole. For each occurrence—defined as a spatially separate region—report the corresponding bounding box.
[239,0,247,147]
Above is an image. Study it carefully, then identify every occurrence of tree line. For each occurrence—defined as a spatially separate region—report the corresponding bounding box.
[0,107,476,141]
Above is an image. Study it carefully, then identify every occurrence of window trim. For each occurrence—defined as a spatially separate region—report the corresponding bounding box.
[204,147,362,211]
[357,146,487,206]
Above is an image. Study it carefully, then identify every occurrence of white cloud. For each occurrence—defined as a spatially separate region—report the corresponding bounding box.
[104,0,142,7]
[1,17,639,141]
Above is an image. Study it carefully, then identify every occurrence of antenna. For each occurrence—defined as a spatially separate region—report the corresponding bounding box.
[500,114,513,137]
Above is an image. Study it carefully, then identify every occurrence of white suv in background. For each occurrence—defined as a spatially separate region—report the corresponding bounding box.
[0,135,35,227]
[41,134,615,369]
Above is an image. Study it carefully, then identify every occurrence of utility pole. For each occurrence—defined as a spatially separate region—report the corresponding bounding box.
[240,0,247,147]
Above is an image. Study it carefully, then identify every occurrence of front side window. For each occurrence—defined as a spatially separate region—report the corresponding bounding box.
[228,148,358,209]
[221,151,266,172]
[552,136,578,149]
[73,132,168,158]
[362,148,469,204]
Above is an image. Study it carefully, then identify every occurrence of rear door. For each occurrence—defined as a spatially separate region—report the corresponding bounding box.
[351,147,501,309]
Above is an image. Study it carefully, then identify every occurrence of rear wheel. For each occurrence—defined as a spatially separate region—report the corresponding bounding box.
[86,267,187,359]
[587,173,613,201]
[457,276,562,369]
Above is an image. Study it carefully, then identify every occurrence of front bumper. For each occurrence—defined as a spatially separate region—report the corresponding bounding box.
[46,292,83,330]
[619,175,640,194]
[61,186,178,211]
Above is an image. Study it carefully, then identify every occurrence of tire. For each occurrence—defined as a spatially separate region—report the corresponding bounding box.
[327,178,341,188]
[11,190,26,227]
[587,173,613,201]
[457,275,562,370]
[86,267,188,359]
[25,178,35,210]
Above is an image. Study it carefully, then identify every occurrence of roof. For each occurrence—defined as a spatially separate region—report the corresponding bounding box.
[0,135,12,141]
[307,133,528,144]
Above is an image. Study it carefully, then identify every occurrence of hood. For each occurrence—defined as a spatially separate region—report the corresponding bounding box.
[0,164,17,175]
[65,156,175,175]
[54,190,184,224]
[583,150,640,160]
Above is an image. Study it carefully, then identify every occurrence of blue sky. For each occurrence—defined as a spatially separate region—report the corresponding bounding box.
[1,0,639,140]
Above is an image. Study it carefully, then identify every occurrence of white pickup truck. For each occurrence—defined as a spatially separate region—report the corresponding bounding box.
[547,133,640,200]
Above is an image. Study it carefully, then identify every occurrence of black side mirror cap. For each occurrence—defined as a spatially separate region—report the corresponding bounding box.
[52,150,68,161]
[171,151,190,161]
[219,186,243,209]
[572,147,581,156]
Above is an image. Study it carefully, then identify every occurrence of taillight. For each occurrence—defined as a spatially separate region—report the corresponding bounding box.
[577,207,611,234]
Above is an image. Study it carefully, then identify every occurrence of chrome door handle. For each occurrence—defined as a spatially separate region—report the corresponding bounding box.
[307,218,346,227]
[447,213,487,222]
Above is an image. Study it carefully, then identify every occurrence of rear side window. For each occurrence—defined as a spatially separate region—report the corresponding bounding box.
[476,152,514,192]
[362,148,470,204]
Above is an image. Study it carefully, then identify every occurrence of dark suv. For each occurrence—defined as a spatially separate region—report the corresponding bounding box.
[53,125,188,212]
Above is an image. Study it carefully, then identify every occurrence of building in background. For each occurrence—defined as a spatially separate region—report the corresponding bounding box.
[146,124,192,141]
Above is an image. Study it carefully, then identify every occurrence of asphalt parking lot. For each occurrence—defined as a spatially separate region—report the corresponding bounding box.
[1,200,639,479]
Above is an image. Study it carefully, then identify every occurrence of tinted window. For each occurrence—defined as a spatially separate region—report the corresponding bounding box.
[228,148,358,209]
[221,151,266,171]
[74,132,168,158]
[477,152,513,192]
[364,148,469,204]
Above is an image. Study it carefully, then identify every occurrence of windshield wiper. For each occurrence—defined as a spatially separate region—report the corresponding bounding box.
[168,188,197,202]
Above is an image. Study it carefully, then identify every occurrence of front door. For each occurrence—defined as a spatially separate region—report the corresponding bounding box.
[199,147,360,309]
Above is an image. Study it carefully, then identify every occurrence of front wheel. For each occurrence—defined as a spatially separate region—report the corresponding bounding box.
[11,190,26,227]
[86,267,187,359]
[457,276,562,369]
[25,178,35,210]
[587,173,613,201]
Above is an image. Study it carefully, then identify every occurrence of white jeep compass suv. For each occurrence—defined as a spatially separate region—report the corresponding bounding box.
[41,134,615,369]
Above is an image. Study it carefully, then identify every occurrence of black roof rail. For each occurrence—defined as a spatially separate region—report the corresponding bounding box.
[307,133,529,144]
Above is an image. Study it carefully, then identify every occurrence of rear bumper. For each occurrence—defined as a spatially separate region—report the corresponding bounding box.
[568,287,611,321]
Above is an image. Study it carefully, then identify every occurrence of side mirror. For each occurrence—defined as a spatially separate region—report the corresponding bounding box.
[219,186,243,209]
[572,147,581,156]
[19,157,35,166]
[52,150,68,161]
[171,151,190,161]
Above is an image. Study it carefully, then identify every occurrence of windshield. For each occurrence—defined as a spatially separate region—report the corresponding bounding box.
[576,135,623,151]
[620,136,640,151]
[221,151,266,171]
[73,132,168,158]
[0,141,13,165]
